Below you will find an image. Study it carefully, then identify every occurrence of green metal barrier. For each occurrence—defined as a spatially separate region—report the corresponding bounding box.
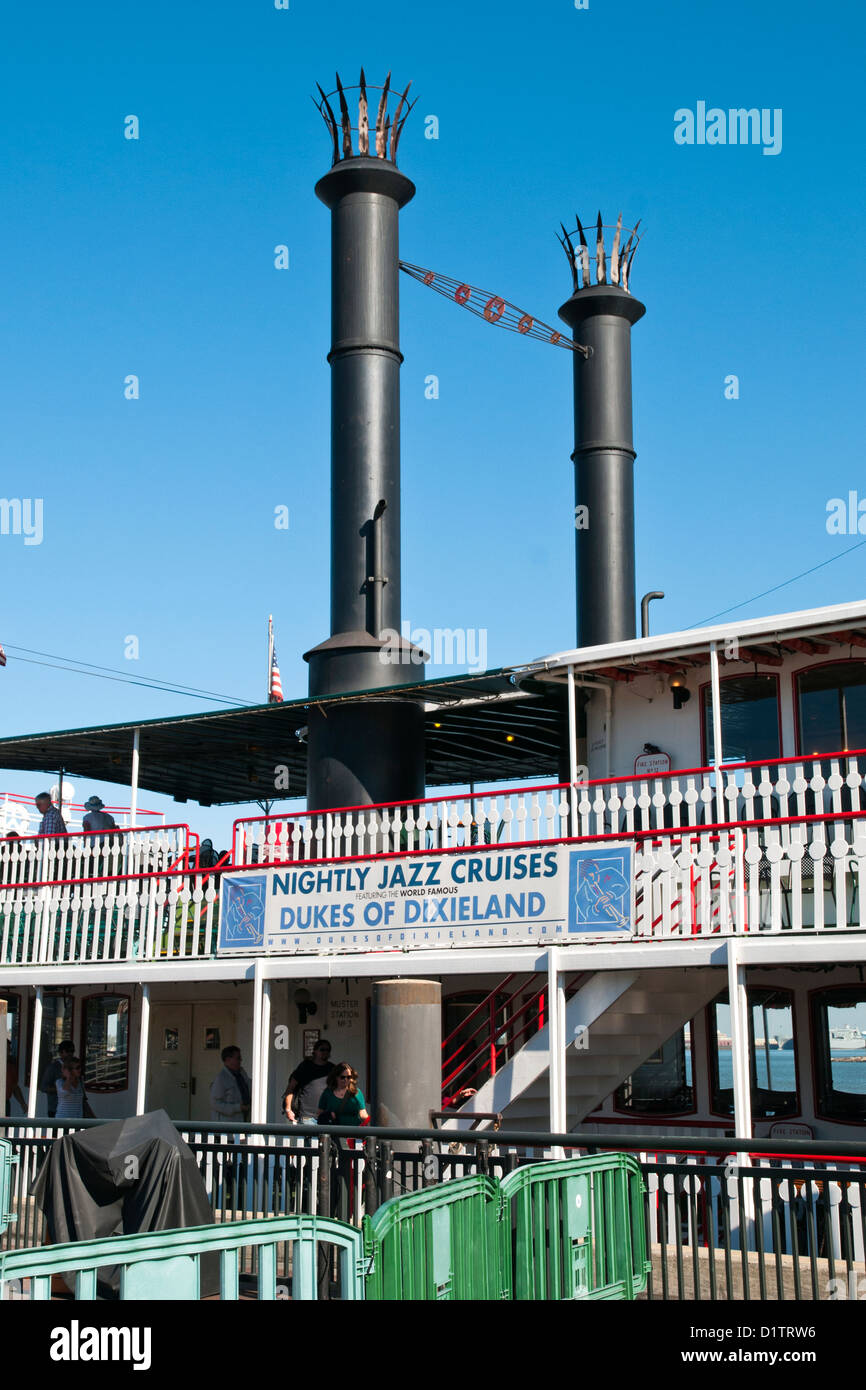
[0,1154,647,1301]
[0,1139,16,1237]
[364,1174,506,1300]
[500,1154,650,1300]
[0,1213,365,1301]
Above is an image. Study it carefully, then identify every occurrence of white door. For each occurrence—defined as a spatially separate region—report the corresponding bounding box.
[190,1004,238,1121]
[147,1004,192,1120]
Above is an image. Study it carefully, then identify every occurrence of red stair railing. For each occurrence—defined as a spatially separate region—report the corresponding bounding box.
[441,971,585,1100]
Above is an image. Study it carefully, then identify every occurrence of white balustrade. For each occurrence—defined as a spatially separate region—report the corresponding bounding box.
[3,755,866,966]
[0,869,220,967]
[0,825,190,889]
[231,754,866,867]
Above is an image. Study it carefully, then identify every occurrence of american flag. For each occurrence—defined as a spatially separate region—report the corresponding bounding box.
[269,645,283,703]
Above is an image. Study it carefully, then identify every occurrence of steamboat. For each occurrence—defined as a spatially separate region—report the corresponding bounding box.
[2,73,865,1163]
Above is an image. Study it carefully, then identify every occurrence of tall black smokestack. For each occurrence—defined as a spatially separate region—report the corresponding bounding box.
[558,214,645,647]
[304,72,426,811]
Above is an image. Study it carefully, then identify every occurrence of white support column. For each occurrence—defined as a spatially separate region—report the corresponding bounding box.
[129,727,141,829]
[547,947,567,1149]
[26,987,44,1119]
[709,642,725,824]
[258,980,272,1124]
[567,665,578,830]
[251,959,264,1123]
[727,940,753,1139]
[135,985,150,1115]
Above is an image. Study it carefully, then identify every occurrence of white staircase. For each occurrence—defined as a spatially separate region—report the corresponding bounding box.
[449,967,722,1132]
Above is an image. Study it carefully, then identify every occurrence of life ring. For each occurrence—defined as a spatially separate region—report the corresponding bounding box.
[483,296,505,322]
[423,270,435,285]
[517,314,533,334]
[455,283,471,305]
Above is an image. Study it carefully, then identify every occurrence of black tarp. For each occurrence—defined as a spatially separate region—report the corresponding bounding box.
[31,1109,217,1296]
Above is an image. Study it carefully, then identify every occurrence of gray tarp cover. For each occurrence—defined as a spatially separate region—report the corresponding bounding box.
[32,1109,217,1295]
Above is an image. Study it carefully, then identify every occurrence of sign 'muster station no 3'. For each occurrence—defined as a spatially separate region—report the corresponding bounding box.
[217,845,635,955]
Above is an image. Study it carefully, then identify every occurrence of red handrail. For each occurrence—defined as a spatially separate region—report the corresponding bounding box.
[0,822,193,848]
[232,745,866,853]
[441,972,520,1054]
[442,971,584,1097]
[222,806,866,884]
[0,828,200,892]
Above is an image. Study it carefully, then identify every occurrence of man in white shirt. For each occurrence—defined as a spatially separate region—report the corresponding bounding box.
[209,1045,251,1122]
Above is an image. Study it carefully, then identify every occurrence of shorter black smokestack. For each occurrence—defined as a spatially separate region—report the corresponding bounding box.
[558,214,645,648]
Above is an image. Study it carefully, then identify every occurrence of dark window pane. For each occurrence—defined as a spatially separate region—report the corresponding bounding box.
[83,995,130,1091]
[812,987,866,1121]
[797,662,866,754]
[703,675,780,763]
[1,992,21,1062]
[709,988,798,1118]
[616,1026,693,1114]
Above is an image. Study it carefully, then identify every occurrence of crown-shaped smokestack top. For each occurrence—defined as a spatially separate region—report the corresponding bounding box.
[314,70,417,167]
[558,213,643,294]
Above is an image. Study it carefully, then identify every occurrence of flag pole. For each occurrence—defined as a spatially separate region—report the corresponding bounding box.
[267,615,274,703]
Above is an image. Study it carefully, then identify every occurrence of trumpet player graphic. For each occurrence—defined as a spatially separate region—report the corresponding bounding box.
[570,851,631,932]
[221,877,266,948]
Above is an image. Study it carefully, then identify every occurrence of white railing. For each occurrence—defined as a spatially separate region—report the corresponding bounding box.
[232,784,573,866]
[633,814,866,938]
[232,752,866,865]
[0,825,194,889]
[0,871,220,967]
[2,813,864,967]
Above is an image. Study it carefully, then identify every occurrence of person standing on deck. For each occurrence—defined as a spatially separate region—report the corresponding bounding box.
[210,1045,252,1123]
[40,1039,75,1117]
[5,1042,26,1116]
[317,1063,369,1126]
[55,1056,94,1119]
[34,791,67,836]
[82,796,117,833]
[282,1039,332,1123]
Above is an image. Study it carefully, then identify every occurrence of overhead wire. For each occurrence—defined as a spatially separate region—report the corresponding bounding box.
[691,537,866,628]
[1,643,255,706]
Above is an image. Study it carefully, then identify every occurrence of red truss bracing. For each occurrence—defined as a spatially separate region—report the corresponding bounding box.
[399,261,589,357]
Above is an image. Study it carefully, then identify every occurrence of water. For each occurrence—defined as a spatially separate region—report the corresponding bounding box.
[716,1049,866,1096]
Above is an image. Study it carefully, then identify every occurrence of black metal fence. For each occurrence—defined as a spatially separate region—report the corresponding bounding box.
[3,1119,866,1301]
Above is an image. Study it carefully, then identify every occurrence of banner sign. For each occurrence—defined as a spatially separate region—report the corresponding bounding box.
[217,843,634,956]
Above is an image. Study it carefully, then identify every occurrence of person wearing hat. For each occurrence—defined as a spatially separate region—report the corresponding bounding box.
[82,796,118,833]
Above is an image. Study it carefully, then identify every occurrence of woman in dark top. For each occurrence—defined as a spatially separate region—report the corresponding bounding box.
[317,1063,369,1125]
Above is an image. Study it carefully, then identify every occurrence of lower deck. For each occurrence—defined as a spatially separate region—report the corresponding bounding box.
[4,948,866,1143]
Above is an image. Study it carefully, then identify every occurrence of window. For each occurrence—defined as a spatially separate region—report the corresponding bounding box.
[701,674,781,764]
[615,1025,694,1115]
[1,991,21,1064]
[796,662,866,755]
[811,986,866,1122]
[26,990,74,1071]
[709,988,798,1118]
[82,994,130,1092]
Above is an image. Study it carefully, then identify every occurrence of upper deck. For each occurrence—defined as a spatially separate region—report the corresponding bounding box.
[1,747,865,969]
[3,598,866,970]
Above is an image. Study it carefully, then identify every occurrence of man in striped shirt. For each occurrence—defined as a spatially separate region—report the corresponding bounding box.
[34,791,67,836]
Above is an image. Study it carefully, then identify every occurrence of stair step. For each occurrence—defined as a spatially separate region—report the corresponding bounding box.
[566,1032,667,1055]
[566,1067,628,1085]
[608,992,698,1014]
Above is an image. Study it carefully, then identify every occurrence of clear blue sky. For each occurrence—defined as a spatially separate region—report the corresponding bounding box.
[1,0,864,845]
